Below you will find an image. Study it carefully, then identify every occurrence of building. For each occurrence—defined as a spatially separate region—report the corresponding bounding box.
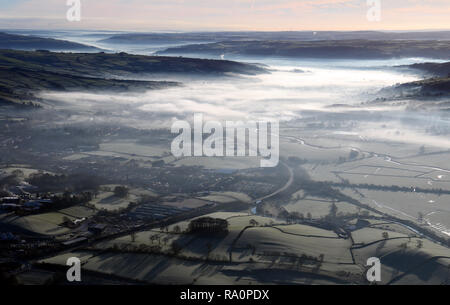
[0,203,20,211]
[129,203,189,220]
[23,201,42,210]
[0,232,18,241]
[152,160,165,167]
[73,218,86,225]
[89,224,107,234]
[1,197,20,204]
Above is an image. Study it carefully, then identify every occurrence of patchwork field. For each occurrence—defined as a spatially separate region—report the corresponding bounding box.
[7,212,74,236]
[162,198,210,209]
[284,196,373,219]
[92,213,285,261]
[58,206,96,218]
[39,251,357,285]
[88,185,156,211]
[232,226,353,264]
[352,237,450,285]
[99,141,169,158]
[37,207,450,285]
[307,153,450,190]
[341,188,450,237]
[279,138,350,162]
[198,192,253,204]
[351,227,411,245]
[173,156,261,170]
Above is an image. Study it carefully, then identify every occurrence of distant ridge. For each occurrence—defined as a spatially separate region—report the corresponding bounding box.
[0,32,101,52]
[157,40,450,60]
[101,31,450,44]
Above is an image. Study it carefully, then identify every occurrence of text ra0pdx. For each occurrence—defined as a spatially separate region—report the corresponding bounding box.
[224,290,269,300]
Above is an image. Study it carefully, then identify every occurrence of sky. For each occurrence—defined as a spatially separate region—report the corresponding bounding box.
[0,0,448,31]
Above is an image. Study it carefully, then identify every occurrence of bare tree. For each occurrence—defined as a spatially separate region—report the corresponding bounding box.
[173,225,181,233]
[249,219,259,227]
[418,212,424,223]
[329,202,338,219]
[416,240,423,249]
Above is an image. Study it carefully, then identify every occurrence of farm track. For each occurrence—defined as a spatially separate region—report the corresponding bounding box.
[271,225,341,239]
[228,224,347,264]
[283,134,450,173]
[351,236,413,250]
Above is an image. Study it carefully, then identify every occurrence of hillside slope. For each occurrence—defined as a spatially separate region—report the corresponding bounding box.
[158,40,450,60]
[0,49,267,107]
[0,32,100,52]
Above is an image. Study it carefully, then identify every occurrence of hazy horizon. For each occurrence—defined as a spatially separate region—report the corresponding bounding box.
[0,0,449,31]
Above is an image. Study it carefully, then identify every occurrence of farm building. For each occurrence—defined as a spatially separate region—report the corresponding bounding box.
[0,203,20,211]
[129,203,190,220]
[89,224,107,234]
[1,197,20,204]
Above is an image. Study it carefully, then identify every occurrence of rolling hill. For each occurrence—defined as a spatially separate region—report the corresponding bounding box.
[158,40,450,60]
[0,32,101,52]
[0,49,267,106]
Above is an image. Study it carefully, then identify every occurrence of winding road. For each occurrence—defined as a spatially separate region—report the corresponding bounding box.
[256,161,294,202]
